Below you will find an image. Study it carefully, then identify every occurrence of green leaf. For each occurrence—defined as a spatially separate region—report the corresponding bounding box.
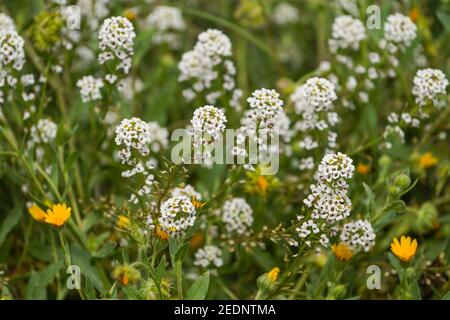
[186,271,210,300]
[71,244,106,293]
[385,200,407,214]
[362,183,376,219]
[93,242,116,258]
[0,206,23,248]
[399,178,418,197]
[374,211,397,231]
[175,241,190,263]
[387,252,402,272]
[442,291,450,300]
[168,237,178,267]
[437,11,450,32]
[155,255,167,282]
[134,29,154,65]
[26,261,63,299]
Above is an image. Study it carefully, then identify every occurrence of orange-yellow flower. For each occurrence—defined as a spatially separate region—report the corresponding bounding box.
[191,197,206,209]
[117,215,130,229]
[419,152,438,170]
[155,225,169,240]
[356,163,370,175]
[332,243,353,261]
[409,7,420,23]
[257,176,269,194]
[267,267,280,283]
[28,204,46,222]
[123,9,137,21]
[390,236,418,262]
[44,203,71,227]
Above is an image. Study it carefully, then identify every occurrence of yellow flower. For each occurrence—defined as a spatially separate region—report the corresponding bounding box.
[123,9,137,21]
[267,267,280,283]
[28,204,46,222]
[419,152,438,170]
[155,225,169,240]
[44,203,71,227]
[356,163,370,175]
[409,7,420,23]
[332,243,354,261]
[191,197,206,209]
[112,264,141,286]
[117,215,130,229]
[257,176,269,194]
[391,236,418,262]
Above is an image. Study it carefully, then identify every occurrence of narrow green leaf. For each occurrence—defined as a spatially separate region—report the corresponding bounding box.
[186,271,210,300]
[0,206,23,247]
[155,255,167,282]
[26,261,63,299]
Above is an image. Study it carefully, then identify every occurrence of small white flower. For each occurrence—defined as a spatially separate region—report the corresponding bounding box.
[98,16,135,74]
[329,15,366,52]
[412,68,449,107]
[272,3,300,26]
[340,220,376,252]
[77,76,104,102]
[384,13,417,49]
[222,198,253,235]
[194,245,223,268]
[159,195,196,237]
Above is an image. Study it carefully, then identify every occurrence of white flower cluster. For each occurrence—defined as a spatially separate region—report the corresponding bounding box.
[147,121,169,152]
[383,13,417,51]
[194,29,232,59]
[222,198,254,235]
[339,220,376,252]
[171,184,202,200]
[190,105,227,166]
[29,118,58,146]
[290,77,339,168]
[115,117,158,203]
[329,15,366,53]
[194,245,223,268]
[26,118,57,164]
[159,195,196,237]
[412,68,449,107]
[297,153,355,246]
[272,3,300,26]
[145,6,185,49]
[98,16,135,74]
[115,117,152,164]
[78,0,109,30]
[0,13,16,31]
[232,89,290,171]
[178,29,241,108]
[0,28,25,87]
[76,76,104,102]
[292,77,337,113]
[246,88,284,129]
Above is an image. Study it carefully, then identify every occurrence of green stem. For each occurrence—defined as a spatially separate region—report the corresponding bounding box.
[175,260,183,300]
[58,229,86,300]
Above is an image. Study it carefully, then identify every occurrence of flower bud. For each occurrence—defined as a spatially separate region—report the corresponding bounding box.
[389,185,401,196]
[394,174,411,189]
[378,155,391,167]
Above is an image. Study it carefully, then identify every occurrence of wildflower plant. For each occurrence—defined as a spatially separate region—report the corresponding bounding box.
[0,0,449,303]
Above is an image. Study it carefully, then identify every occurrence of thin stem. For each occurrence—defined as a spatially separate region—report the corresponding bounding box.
[217,277,238,300]
[58,229,86,300]
[175,260,183,300]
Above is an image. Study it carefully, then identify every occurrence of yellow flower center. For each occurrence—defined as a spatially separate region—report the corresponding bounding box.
[332,243,354,261]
